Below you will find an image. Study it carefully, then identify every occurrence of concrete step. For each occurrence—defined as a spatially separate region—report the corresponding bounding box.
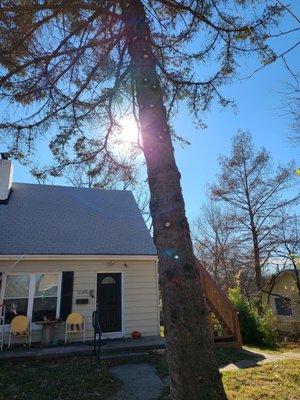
[214,335,235,343]
[90,339,165,355]
[0,346,155,364]
[100,351,152,364]
[214,335,240,348]
[0,338,166,362]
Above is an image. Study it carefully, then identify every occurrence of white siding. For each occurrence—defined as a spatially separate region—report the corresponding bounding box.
[0,258,160,344]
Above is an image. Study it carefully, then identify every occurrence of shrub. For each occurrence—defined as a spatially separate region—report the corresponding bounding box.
[228,287,278,348]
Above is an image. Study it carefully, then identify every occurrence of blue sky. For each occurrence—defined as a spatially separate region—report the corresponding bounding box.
[4,3,300,223]
[174,55,299,221]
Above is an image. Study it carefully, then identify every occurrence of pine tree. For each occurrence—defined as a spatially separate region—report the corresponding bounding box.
[0,2,285,398]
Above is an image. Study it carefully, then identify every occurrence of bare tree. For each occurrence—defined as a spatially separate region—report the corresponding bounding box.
[286,80,300,144]
[278,73,300,146]
[0,1,293,398]
[274,214,300,293]
[274,3,300,145]
[211,131,299,293]
[193,202,241,290]
[260,215,300,316]
[64,161,152,225]
[33,157,137,188]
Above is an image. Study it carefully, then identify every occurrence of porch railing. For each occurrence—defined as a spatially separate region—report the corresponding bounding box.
[0,305,5,351]
[196,261,242,348]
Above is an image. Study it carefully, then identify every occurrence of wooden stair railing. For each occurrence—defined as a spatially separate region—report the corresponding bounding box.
[196,261,242,348]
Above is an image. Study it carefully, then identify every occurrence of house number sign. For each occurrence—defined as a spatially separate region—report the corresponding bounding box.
[77,289,88,295]
[77,289,95,298]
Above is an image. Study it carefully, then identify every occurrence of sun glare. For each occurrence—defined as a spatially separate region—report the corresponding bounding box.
[116,116,140,152]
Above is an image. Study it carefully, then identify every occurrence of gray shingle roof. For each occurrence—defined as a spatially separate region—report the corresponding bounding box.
[0,183,156,256]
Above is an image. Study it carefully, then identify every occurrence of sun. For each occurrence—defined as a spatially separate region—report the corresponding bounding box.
[115,116,140,151]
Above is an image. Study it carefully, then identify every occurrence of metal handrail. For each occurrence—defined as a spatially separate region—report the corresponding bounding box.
[92,310,102,365]
[0,305,5,351]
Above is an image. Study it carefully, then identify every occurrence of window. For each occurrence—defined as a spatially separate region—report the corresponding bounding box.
[275,297,292,316]
[32,274,59,322]
[3,274,30,323]
[2,273,61,324]
[101,276,116,285]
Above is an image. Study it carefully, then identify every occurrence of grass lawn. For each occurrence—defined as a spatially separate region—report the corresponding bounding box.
[224,360,300,400]
[1,346,298,400]
[0,357,121,400]
[244,342,300,354]
[160,360,300,400]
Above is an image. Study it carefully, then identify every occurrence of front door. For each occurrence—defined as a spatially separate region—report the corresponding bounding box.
[96,273,122,333]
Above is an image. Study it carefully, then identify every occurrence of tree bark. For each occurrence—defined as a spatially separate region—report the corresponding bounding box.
[244,180,263,292]
[249,213,264,311]
[291,259,300,294]
[252,226,263,291]
[121,2,227,399]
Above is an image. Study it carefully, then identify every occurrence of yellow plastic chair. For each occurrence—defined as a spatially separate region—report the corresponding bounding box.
[8,315,31,349]
[65,312,86,344]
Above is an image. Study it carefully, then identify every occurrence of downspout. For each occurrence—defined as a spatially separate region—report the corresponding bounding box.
[155,258,161,336]
[6,255,25,274]
[0,255,25,302]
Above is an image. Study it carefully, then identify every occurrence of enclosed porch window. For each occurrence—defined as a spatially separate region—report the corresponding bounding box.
[32,274,59,322]
[3,274,30,323]
[2,273,61,324]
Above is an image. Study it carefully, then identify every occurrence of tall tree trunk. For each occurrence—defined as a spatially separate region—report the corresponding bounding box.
[291,259,300,294]
[242,155,263,293]
[244,181,262,292]
[253,232,262,290]
[121,2,227,399]
[249,216,264,312]
[250,220,263,291]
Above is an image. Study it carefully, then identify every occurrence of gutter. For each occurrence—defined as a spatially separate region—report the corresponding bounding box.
[0,254,157,262]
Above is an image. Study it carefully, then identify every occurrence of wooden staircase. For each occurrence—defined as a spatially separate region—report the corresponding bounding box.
[196,261,242,348]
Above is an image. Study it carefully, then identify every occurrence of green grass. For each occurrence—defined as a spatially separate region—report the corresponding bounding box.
[160,360,300,400]
[0,357,122,400]
[155,357,170,377]
[2,345,298,400]
[223,360,300,400]
[244,342,300,354]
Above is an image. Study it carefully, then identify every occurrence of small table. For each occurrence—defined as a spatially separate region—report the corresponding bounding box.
[35,320,62,346]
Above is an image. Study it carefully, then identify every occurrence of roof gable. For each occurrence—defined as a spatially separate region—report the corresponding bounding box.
[0,183,156,256]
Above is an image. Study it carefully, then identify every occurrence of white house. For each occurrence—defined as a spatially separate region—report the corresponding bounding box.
[0,156,160,344]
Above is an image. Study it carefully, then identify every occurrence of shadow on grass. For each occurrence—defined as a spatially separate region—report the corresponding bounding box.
[153,347,267,379]
[217,347,266,369]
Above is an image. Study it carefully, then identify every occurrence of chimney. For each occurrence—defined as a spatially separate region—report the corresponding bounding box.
[0,153,13,202]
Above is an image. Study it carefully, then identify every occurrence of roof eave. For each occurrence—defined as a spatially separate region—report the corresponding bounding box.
[0,254,157,261]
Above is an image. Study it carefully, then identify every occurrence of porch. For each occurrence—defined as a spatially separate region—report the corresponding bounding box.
[0,335,165,362]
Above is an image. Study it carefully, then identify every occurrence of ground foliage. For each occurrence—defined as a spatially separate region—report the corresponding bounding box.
[160,360,300,400]
[223,360,300,400]
[0,357,121,400]
[229,287,278,348]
